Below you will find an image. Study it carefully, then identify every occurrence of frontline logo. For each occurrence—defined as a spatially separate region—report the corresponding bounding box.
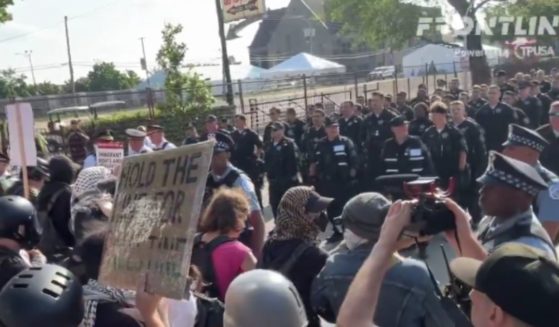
[417,16,559,37]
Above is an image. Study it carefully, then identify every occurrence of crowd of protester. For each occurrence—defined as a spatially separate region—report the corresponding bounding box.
[0,67,557,326]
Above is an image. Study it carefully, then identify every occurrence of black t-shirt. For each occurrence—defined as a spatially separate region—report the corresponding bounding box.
[94,303,142,327]
[261,239,328,327]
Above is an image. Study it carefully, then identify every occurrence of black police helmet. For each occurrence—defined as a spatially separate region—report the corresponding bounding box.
[0,196,41,250]
[0,264,84,327]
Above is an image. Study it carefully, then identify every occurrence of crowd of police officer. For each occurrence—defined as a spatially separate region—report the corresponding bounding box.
[225,69,559,243]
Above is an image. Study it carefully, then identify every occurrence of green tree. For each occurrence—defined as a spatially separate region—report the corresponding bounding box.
[0,0,14,23]
[327,0,499,84]
[87,62,136,91]
[126,70,141,87]
[0,69,30,98]
[29,81,61,96]
[156,23,214,122]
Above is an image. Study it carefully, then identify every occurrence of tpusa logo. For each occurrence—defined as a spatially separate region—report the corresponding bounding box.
[417,16,559,37]
[454,39,556,60]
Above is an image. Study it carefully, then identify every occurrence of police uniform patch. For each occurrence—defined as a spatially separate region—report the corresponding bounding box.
[442,132,449,139]
[549,183,559,200]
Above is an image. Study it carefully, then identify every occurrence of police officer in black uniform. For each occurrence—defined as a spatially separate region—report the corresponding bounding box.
[361,92,397,190]
[476,152,556,258]
[475,85,518,152]
[502,90,531,127]
[264,122,300,217]
[450,100,488,224]
[395,92,414,121]
[263,107,289,148]
[310,116,358,243]
[231,114,265,206]
[380,116,434,176]
[0,196,43,288]
[338,101,363,149]
[517,81,544,129]
[301,109,327,185]
[537,101,559,176]
[200,115,233,141]
[285,107,305,149]
[448,78,464,98]
[531,80,553,124]
[468,85,488,116]
[408,102,433,137]
[547,76,559,101]
[410,84,430,107]
[422,102,468,190]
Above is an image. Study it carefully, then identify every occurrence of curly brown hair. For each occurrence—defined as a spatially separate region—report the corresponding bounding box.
[200,187,250,234]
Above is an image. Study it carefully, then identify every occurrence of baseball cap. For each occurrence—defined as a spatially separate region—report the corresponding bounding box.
[450,243,559,327]
[389,116,407,127]
[305,191,334,213]
[324,116,339,127]
[341,193,391,241]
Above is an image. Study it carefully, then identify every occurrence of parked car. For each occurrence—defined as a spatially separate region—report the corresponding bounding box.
[368,65,396,80]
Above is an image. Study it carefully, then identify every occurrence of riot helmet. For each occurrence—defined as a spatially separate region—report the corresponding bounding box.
[0,196,41,249]
[0,264,84,327]
[224,270,308,327]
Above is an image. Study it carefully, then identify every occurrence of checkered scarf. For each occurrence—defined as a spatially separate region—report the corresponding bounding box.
[70,167,113,235]
[80,279,135,327]
[269,186,320,242]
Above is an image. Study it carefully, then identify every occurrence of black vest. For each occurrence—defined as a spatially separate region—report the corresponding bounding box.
[204,169,242,205]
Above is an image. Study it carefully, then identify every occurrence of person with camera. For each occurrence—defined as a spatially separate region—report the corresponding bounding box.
[500,124,559,242]
[312,193,453,327]
[380,115,435,177]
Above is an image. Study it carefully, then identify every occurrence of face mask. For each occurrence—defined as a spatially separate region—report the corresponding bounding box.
[311,211,329,232]
[344,229,368,251]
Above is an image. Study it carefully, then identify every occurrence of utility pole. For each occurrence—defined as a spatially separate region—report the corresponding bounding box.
[215,0,234,106]
[64,16,75,94]
[16,50,36,87]
[139,37,151,88]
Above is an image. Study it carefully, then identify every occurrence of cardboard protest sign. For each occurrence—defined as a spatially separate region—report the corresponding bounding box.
[99,140,214,299]
[6,103,37,167]
[96,142,124,171]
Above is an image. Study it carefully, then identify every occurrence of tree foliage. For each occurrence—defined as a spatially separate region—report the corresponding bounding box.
[156,23,214,122]
[326,0,442,49]
[0,69,30,98]
[87,62,140,92]
[0,0,14,23]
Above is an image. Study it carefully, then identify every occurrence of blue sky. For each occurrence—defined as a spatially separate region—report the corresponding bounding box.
[0,0,290,84]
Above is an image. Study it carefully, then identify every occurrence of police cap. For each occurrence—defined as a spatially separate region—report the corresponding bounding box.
[502,124,548,153]
[125,128,146,139]
[147,124,164,132]
[324,116,339,127]
[214,131,235,154]
[477,151,547,197]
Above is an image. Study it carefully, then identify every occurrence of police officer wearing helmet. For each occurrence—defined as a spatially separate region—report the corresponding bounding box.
[501,124,559,242]
[264,122,300,217]
[309,116,358,243]
[380,116,434,176]
[224,269,308,327]
[476,152,556,258]
[0,264,84,327]
[0,196,43,289]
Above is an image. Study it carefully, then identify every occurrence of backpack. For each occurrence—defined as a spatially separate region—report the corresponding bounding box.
[261,241,312,276]
[37,187,72,262]
[194,292,225,327]
[190,233,234,298]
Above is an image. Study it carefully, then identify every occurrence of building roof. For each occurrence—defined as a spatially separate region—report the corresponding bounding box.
[249,8,287,49]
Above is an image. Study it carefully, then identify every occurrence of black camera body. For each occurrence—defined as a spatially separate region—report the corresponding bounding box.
[376,175,456,236]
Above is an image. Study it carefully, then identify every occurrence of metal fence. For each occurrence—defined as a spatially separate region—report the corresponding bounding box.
[1,61,471,131]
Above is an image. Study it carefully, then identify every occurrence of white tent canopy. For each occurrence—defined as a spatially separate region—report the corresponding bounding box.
[263,52,346,78]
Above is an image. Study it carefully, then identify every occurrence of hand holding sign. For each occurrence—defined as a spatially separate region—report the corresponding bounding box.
[99,141,214,299]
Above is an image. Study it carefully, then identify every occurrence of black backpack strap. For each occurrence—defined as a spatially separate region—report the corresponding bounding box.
[198,234,234,298]
[223,169,241,187]
[276,242,311,275]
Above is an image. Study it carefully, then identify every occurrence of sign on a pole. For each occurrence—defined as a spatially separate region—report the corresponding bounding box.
[223,0,266,23]
[6,103,37,167]
[96,142,124,172]
[99,141,214,299]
